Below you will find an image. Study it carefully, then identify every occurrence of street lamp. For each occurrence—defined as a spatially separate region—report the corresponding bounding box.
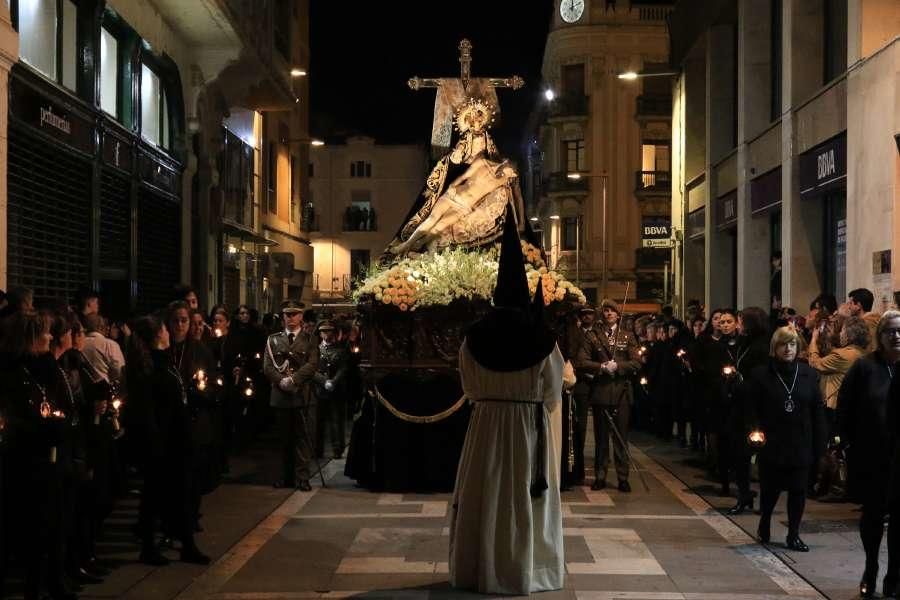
[617,69,679,80]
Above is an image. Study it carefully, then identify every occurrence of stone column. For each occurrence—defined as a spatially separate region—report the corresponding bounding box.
[737,0,775,310]
[0,6,17,290]
[706,24,737,310]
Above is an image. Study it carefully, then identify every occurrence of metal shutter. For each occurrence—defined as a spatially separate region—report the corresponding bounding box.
[137,189,180,312]
[99,169,131,271]
[8,126,91,303]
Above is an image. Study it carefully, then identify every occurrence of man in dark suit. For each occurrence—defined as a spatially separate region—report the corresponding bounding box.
[575,298,640,492]
[263,300,319,491]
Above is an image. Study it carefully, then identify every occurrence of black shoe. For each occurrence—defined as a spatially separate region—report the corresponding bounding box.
[618,480,631,493]
[139,547,170,566]
[273,479,295,489]
[859,568,878,598]
[297,480,312,492]
[883,574,897,598]
[591,478,606,491]
[68,567,103,585]
[757,526,770,544]
[726,496,754,516]
[180,546,211,565]
[785,536,810,552]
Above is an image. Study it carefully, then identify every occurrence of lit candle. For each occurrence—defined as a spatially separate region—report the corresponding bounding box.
[722,365,735,377]
[749,430,766,444]
[351,345,360,354]
[112,399,122,411]
[676,349,686,358]
[216,377,224,386]
[244,387,254,397]
[214,328,223,338]
[639,376,649,386]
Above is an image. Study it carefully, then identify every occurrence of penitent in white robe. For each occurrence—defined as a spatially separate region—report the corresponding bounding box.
[449,340,565,595]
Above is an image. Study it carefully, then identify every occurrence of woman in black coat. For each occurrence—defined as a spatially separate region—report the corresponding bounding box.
[745,325,826,552]
[838,310,900,598]
[699,308,742,496]
[127,315,209,566]
[0,311,75,600]
[727,307,771,515]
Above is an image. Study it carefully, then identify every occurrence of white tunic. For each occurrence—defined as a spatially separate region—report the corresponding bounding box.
[449,340,565,595]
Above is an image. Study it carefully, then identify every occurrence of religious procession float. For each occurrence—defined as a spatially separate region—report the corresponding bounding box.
[343,41,586,492]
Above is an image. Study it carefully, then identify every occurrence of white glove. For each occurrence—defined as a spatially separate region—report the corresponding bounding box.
[606,360,618,374]
[279,377,297,392]
[324,379,335,392]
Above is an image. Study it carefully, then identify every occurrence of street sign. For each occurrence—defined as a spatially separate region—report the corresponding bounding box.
[641,216,672,248]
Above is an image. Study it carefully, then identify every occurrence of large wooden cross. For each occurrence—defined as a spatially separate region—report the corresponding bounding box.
[408,39,524,93]
[409,40,524,156]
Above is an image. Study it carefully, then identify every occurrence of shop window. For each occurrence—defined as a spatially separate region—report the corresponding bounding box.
[100,26,119,117]
[17,0,78,91]
[565,140,585,173]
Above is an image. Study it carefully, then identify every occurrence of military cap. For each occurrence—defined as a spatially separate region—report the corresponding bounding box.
[316,319,336,332]
[577,305,596,315]
[600,298,621,314]
[281,299,305,314]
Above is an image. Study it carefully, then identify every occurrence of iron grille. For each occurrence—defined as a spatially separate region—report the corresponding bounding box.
[8,126,91,303]
[100,169,131,271]
[137,189,180,312]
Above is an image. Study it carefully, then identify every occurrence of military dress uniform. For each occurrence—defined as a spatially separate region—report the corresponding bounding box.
[263,303,319,490]
[313,322,350,459]
[575,300,640,490]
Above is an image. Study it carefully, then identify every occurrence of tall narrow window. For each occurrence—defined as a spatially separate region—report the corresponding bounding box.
[565,140,586,173]
[562,217,578,251]
[290,155,297,223]
[100,27,119,117]
[61,0,77,91]
[267,142,277,214]
[18,0,57,80]
[823,0,847,83]
[141,64,161,145]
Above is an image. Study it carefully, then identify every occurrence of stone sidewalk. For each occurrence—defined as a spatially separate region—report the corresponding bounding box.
[637,433,869,600]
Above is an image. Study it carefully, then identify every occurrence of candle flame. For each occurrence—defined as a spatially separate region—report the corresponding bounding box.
[639,377,648,386]
[244,387,254,397]
[723,366,734,376]
[112,399,122,410]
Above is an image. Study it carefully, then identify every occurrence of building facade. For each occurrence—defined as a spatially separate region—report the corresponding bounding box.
[532,0,673,307]
[670,0,900,316]
[2,0,312,316]
[307,136,427,302]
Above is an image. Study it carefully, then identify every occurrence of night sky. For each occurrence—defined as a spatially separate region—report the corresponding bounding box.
[309,1,554,162]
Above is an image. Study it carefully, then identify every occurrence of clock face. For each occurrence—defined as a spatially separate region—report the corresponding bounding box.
[560,0,585,23]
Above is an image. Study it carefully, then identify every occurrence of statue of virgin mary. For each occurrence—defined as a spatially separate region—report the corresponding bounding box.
[383,92,531,259]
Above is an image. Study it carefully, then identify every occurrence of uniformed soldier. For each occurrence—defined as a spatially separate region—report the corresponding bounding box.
[569,305,598,486]
[313,320,350,459]
[263,300,319,491]
[575,298,640,491]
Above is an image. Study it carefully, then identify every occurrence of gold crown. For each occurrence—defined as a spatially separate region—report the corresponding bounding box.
[454,97,496,134]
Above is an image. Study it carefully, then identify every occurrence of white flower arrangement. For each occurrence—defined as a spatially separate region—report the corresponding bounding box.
[354,244,587,309]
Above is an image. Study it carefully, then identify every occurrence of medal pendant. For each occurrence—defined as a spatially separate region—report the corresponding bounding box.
[784,397,794,413]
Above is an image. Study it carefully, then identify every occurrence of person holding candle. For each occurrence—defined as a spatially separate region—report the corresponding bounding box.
[838,311,900,598]
[167,301,217,532]
[744,326,826,552]
[127,315,209,566]
[0,310,75,599]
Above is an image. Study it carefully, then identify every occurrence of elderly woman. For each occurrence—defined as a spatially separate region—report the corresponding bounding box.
[745,326,826,552]
[838,311,900,598]
[808,316,868,430]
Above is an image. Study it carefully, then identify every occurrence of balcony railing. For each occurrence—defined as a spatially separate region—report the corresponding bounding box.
[545,172,589,194]
[635,94,672,117]
[343,207,378,232]
[547,95,589,119]
[634,171,671,195]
